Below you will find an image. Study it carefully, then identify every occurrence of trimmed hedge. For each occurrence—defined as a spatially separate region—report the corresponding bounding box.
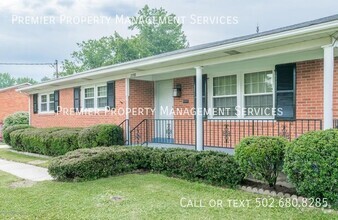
[235,136,288,187]
[3,112,29,130]
[284,129,338,205]
[2,124,32,144]
[8,124,124,156]
[78,124,124,148]
[48,146,244,187]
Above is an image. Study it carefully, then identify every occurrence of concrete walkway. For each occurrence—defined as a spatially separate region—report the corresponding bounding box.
[0,159,53,181]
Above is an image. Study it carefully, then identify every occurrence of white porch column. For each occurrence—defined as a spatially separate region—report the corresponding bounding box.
[125,78,130,144]
[195,66,203,151]
[323,45,335,129]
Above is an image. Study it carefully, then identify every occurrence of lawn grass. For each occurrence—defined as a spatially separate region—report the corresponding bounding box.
[0,171,335,220]
[0,149,49,168]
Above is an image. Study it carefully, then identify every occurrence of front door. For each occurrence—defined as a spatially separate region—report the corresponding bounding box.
[154,80,174,143]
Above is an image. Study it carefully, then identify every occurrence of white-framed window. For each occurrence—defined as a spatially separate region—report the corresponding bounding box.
[213,75,237,116]
[210,70,274,119]
[40,93,54,113]
[84,87,95,108]
[244,71,273,116]
[82,84,107,109]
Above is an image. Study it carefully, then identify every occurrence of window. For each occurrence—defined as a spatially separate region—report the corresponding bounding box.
[40,93,54,112]
[97,86,107,108]
[83,85,108,109]
[244,71,273,116]
[84,87,95,108]
[213,75,237,116]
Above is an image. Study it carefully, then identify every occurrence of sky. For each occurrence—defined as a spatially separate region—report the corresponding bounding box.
[0,0,338,81]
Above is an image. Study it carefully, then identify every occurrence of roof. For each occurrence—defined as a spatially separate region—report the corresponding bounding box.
[19,14,338,93]
[0,83,31,93]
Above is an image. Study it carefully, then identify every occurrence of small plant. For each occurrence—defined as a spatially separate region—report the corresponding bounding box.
[235,136,288,188]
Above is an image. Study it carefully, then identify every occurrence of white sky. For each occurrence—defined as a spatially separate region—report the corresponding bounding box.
[0,0,337,81]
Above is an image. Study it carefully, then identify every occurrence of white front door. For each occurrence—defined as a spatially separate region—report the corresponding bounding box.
[155,80,174,143]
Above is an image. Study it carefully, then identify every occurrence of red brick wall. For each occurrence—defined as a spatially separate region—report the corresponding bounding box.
[296,59,324,119]
[0,89,29,123]
[128,79,154,128]
[173,76,195,119]
[30,79,126,128]
[333,57,338,119]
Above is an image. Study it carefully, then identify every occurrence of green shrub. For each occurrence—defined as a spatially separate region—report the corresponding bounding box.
[3,112,29,130]
[47,129,82,156]
[235,136,288,187]
[49,146,244,188]
[9,127,79,156]
[284,129,338,206]
[78,124,124,148]
[2,124,32,144]
[48,147,140,181]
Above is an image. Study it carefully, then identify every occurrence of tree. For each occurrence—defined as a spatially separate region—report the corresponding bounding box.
[0,73,37,88]
[41,76,51,82]
[60,5,188,76]
[0,73,16,88]
[129,5,188,55]
[16,77,37,85]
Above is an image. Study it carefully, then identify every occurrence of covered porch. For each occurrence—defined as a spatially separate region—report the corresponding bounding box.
[124,33,337,150]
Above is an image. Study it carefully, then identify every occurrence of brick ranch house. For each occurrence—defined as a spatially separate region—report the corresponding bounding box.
[19,15,338,151]
[0,83,30,141]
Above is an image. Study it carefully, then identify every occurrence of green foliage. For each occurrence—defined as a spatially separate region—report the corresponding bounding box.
[0,73,16,88]
[129,5,188,55]
[15,77,37,85]
[235,136,288,187]
[10,128,66,155]
[60,5,188,76]
[8,124,124,156]
[3,112,29,130]
[2,124,32,144]
[0,73,36,88]
[48,146,244,188]
[284,129,338,205]
[78,124,124,148]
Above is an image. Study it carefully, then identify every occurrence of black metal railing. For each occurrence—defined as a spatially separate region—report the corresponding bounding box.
[118,119,129,145]
[129,118,322,148]
[129,119,195,146]
[333,119,338,128]
[204,119,322,148]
